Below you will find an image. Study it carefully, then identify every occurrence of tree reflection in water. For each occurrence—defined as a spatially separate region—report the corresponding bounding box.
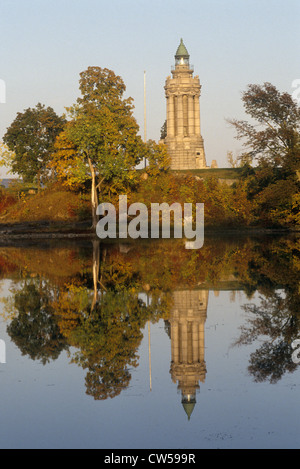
[235,293,299,383]
[232,236,300,383]
[0,234,299,398]
[7,281,67,364]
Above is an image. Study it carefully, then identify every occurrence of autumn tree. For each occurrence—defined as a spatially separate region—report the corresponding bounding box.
[145,139,170,177]
[228,82,300,170]
[0,141,14,173]
[3,103,65,189]
[48,129,89,191]
[61,67,145,228]
[228,83,300,226]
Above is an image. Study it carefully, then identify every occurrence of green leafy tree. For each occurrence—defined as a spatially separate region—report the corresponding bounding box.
[3,103,65,189]
[64,67,145,228]
[145,139,170,177]
[228,83,300,226]
[228,82,300,170]
[160,120,167,140]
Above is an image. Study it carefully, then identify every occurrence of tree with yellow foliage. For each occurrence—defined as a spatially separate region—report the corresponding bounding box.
[60,67,145,228]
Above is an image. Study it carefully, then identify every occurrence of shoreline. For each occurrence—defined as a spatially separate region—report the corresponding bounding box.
[0,219,298,241]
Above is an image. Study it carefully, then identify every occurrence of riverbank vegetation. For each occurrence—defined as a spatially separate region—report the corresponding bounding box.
[0,69,299,231]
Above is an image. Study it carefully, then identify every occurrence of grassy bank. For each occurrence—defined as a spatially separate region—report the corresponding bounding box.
[172,167,242,179]
[0,169,297,235]
[0,184,91,229]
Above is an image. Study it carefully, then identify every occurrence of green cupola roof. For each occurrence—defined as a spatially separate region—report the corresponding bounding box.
[182,401,196,420]
[182,394,196,420]
[175,38,189,59]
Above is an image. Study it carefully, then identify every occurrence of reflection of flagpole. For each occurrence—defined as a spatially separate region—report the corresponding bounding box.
[146,292,152,391]
[148,320,152,391]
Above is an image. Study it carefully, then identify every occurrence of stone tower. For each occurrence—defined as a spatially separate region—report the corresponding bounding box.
[162,39,207,170]
[169,289,208,420]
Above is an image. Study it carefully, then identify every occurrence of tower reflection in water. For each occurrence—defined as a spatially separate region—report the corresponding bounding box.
[166,290,208,420]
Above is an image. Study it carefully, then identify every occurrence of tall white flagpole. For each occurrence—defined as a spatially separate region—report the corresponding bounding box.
[144,71,147,168]
[144,70,147,142]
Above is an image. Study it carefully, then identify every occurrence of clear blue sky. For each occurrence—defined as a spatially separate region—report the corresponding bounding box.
[0,0,299,176]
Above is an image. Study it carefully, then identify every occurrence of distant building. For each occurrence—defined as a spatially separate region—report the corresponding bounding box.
[161,39,208,170]
[0,178,17,188]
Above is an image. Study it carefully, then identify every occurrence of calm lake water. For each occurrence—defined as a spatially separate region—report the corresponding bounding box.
[0,234,299,449]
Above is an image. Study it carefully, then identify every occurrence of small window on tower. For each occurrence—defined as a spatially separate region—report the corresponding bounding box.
[197,152,201,155]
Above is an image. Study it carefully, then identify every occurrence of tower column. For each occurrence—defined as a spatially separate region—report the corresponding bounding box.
[177,94,184,136]
[181,320,188,363]
[167,94,175,137]
[192,321,199,363]
[188,95,194,136]
[172,321,179,364]
[199,322,205,362]
[183,94,188,136]
[194,94,201,136]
